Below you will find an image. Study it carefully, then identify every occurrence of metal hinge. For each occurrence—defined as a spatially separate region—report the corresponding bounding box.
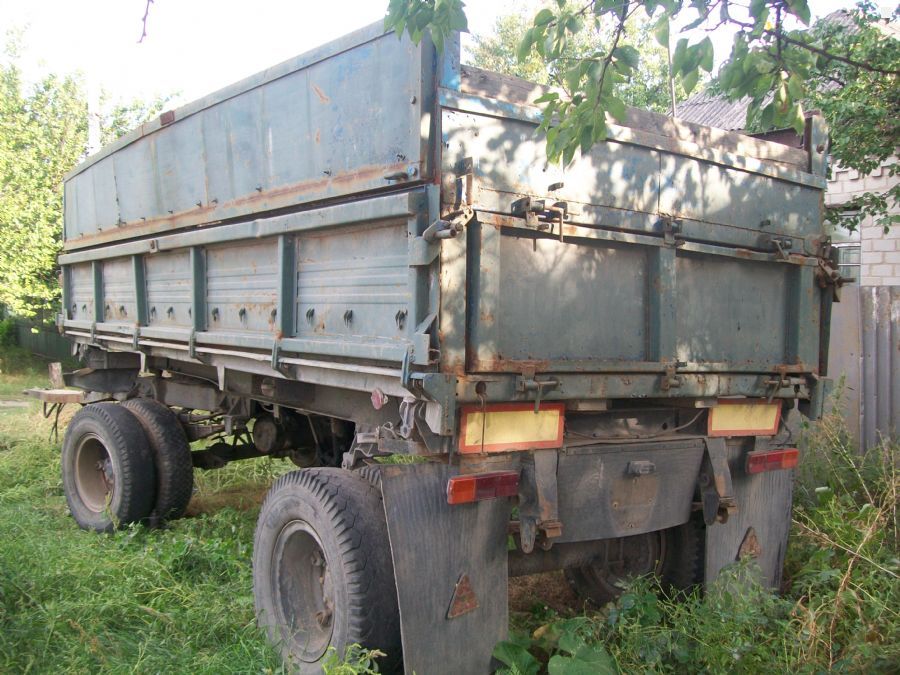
[660,362,684,391]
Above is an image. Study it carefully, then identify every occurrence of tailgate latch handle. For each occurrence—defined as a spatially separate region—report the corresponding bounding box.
[517,376,560,413]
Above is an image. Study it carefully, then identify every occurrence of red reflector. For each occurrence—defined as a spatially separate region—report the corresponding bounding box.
[447,471,519,505]
[746,448,799,474]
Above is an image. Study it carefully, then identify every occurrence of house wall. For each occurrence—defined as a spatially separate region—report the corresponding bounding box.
[825,159,900,286]
[824,158,899,448]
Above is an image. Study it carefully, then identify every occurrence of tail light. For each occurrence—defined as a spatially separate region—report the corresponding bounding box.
[447,471,519,505]
[746,448,799,474]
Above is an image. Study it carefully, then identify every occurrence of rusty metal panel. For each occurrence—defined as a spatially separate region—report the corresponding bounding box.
[675,254,791,365]
[63,23,434,249]
[468,224,648,370]
[860,286,899,449]
[441,108,659,220]
[100,257,136,326]
[658,154,820,237]
[145,250,192,328]
[295,221,410,344]
[556,441,705,543]
[206,240,278,333]
[68,263,94,323]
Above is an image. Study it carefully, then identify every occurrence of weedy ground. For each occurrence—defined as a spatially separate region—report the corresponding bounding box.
[0,350,897,673]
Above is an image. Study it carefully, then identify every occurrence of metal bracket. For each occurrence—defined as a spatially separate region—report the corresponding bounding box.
[422,206,474,243]
[516,375,560,413]
[511,197,545,229]
[699,438,737,525]
[188,329,197,359]
[660,362,683,391]
[131,325,141,351]
[518,450,562,553]
[769,236,794,260]
[270,339,281,371]
[659,216,683,247]
[764,365,791,403]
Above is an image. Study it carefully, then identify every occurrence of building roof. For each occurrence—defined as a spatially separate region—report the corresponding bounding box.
[674,91,750,131]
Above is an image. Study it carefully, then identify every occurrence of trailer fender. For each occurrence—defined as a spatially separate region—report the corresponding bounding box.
[377,462,513,675]
[703,443,793,589]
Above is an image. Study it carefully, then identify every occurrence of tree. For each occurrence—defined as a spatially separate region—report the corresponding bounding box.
[470,7,696,114]
[385,0,899,228]
[0,33,168,318]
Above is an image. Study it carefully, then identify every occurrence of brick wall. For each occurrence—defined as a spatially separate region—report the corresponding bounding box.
[825,159,899,286]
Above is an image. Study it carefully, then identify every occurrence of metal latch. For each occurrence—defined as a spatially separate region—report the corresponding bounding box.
[516,376,560,413]
[423,206,474,242]
[511,197,545,228]
[769,236,793,260]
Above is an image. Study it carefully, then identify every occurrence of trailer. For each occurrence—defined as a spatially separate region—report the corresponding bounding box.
[39,21,842,674]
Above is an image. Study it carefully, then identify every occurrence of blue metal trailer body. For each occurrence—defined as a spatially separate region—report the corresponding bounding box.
[51,22,840,674]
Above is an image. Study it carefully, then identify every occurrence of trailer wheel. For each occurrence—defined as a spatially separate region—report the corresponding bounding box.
[564,530,667,606]
[61,403,156,533]
[121,398,194,524]
[253,468,401,672]
[564,517,705,605]
[660,514,705,592]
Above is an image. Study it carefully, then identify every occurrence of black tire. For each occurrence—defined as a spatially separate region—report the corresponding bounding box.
[61,402,156,533]
[660,514,706,592]
[121,398,194,524]
[564,517,706,606]
[253,468,401,673]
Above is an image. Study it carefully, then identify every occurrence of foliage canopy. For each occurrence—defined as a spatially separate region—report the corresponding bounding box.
[0,35,166,318]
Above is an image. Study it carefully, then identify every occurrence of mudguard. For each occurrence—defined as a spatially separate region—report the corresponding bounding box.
[704,443,793,589]
[378,462,513,675]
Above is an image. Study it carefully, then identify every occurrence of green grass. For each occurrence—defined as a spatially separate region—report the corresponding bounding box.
[0,351,897,673]
[0,365,288,672]
[0,345,58,398]
[496,409,900,674]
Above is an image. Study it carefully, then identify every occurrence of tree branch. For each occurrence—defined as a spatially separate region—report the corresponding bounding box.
[138,0,154,44]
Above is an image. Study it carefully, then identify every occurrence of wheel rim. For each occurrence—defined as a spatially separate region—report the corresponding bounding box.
[74,433,115,513]
[272,520,335,662]
[584,531,666,595]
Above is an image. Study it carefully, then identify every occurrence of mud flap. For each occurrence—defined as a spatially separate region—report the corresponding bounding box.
[378,462,512,675]
[704,443,793,589]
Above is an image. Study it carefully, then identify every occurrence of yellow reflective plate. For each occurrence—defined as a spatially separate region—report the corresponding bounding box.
[459,402,564,453]
[708,399,782,437]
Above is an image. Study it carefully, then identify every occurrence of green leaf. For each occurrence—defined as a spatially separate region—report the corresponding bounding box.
[785,0,811,25]
[606,95,627,123]
[517,29,534,62]
[613,45,640,71]
[653,17,669,47]
[698,37,714,73]
[534,8,555,26]
[681,68,699,95]
[493,641,540,675]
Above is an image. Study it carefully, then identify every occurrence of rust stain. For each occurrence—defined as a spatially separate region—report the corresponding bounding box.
[312,84,331,104]
[314,129,321,144]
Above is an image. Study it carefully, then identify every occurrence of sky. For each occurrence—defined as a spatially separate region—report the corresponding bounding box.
[0,0,882,110]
